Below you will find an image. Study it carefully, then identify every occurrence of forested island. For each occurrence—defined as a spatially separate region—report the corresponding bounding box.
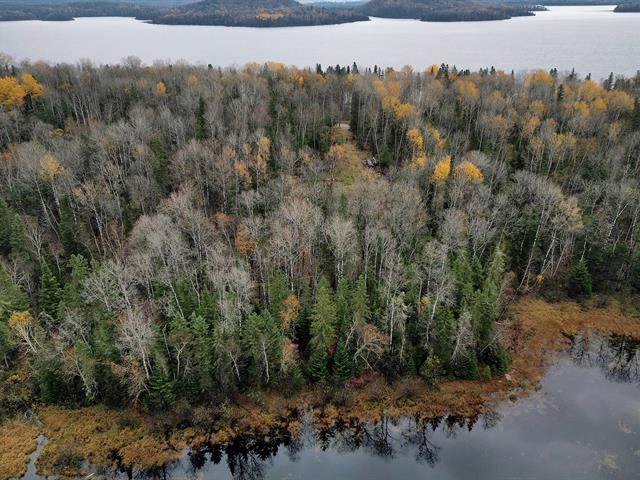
[0,0,541,26]
[1,57,640,476]
[360,0,538,21]
[614,2,640,11]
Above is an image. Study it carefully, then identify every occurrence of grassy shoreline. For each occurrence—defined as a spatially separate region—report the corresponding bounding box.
[1,295,639,479]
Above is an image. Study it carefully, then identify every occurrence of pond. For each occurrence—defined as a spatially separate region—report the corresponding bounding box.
[1,6,640,79]
[22,333,640,479]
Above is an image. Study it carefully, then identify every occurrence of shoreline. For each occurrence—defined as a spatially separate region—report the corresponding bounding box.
[2,294,638,479]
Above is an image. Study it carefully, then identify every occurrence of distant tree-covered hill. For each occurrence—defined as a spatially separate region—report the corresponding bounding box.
[614,2,640,11]
[0,0,369,26]
[147,0,369,26]
[359,0,538,21]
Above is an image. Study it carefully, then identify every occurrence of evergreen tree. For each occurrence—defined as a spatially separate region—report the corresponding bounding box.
[335,278,352,338]
[9,214,27,259]
[333,339,352,381]
[569,258,592,298]
[195,96,207,140]
[309,277,336,353]
[149,368,175,407]
[149,138,170,195]
[351,274,371,326]
[452,250,474,312]
[0,197,13,252]
[242,311,281,384]
[308,345,328,382]
[58,198,81,256]
[191,312,218,393]
[434,306,455,366]
[57,254,90,319]
[39,259,62,319]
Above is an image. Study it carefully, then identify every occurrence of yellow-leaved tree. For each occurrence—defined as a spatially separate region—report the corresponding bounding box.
[431,156,452,184]
[455,160,484,183]
[0,76,26,109]
[155,81,167,95]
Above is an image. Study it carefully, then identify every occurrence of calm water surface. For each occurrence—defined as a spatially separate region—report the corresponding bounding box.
[0,6,639,79]
[22,333,640,480]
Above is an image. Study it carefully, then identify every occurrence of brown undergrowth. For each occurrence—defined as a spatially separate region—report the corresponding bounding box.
[1,295,639,478]
[0,417,38,480]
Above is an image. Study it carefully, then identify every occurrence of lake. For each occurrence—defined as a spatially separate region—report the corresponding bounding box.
[22,333,640,479]
[0,6,639,79]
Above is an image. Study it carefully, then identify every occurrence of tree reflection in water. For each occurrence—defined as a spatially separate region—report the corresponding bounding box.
[140,333,638,480]
[569,333,640,383]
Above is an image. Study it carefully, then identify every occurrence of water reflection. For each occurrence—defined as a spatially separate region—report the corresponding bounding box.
[569,333,640,383]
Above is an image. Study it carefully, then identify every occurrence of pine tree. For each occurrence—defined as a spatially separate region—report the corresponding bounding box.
[149,369,175,407]
[335,278,352,338]
[351,274,371,326]
[195,96,207,140]
[9,213,27,259]
[452,250,474,311]
[333,339,352,381]
[57,254,90,319]
[191,312,216,393]
[242,311,281,384]
[39,259,61,320]
[434,306,455,366]
[309,277,336,353]
[59,198,80,256]
[569,258,592,298]
[287,360,306,392]
[308,346,328,382]
[149,138,170,195]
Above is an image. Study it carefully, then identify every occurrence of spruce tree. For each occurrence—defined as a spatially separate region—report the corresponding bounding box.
[333,339,352,381]
[57,254,90,319]
[39,259,62,320]
[195,96,207,140]
[308,346,328,382]
[569,258,592,298]
[309,277,336,353]
[351,274,371,326]
[452,250,474,311]
[9,214,27,259]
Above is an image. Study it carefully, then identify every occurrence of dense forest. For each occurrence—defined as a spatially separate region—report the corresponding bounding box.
[0,56,639,415]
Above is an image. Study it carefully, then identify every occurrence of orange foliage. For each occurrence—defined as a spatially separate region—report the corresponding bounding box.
[406,127,424,151]
[455,160,484,183]
[431,156,452,184]
[278,292,300,334]
[39,154,64,179]
[21,73,43,97]
[256,10,285,20]
[235,223,256,254]
[0,76,26,109]
[155,81,167,95]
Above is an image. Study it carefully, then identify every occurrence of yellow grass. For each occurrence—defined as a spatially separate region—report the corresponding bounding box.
[0,418,38,480]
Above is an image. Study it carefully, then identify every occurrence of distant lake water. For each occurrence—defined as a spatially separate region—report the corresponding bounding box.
[0,6,639,80]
